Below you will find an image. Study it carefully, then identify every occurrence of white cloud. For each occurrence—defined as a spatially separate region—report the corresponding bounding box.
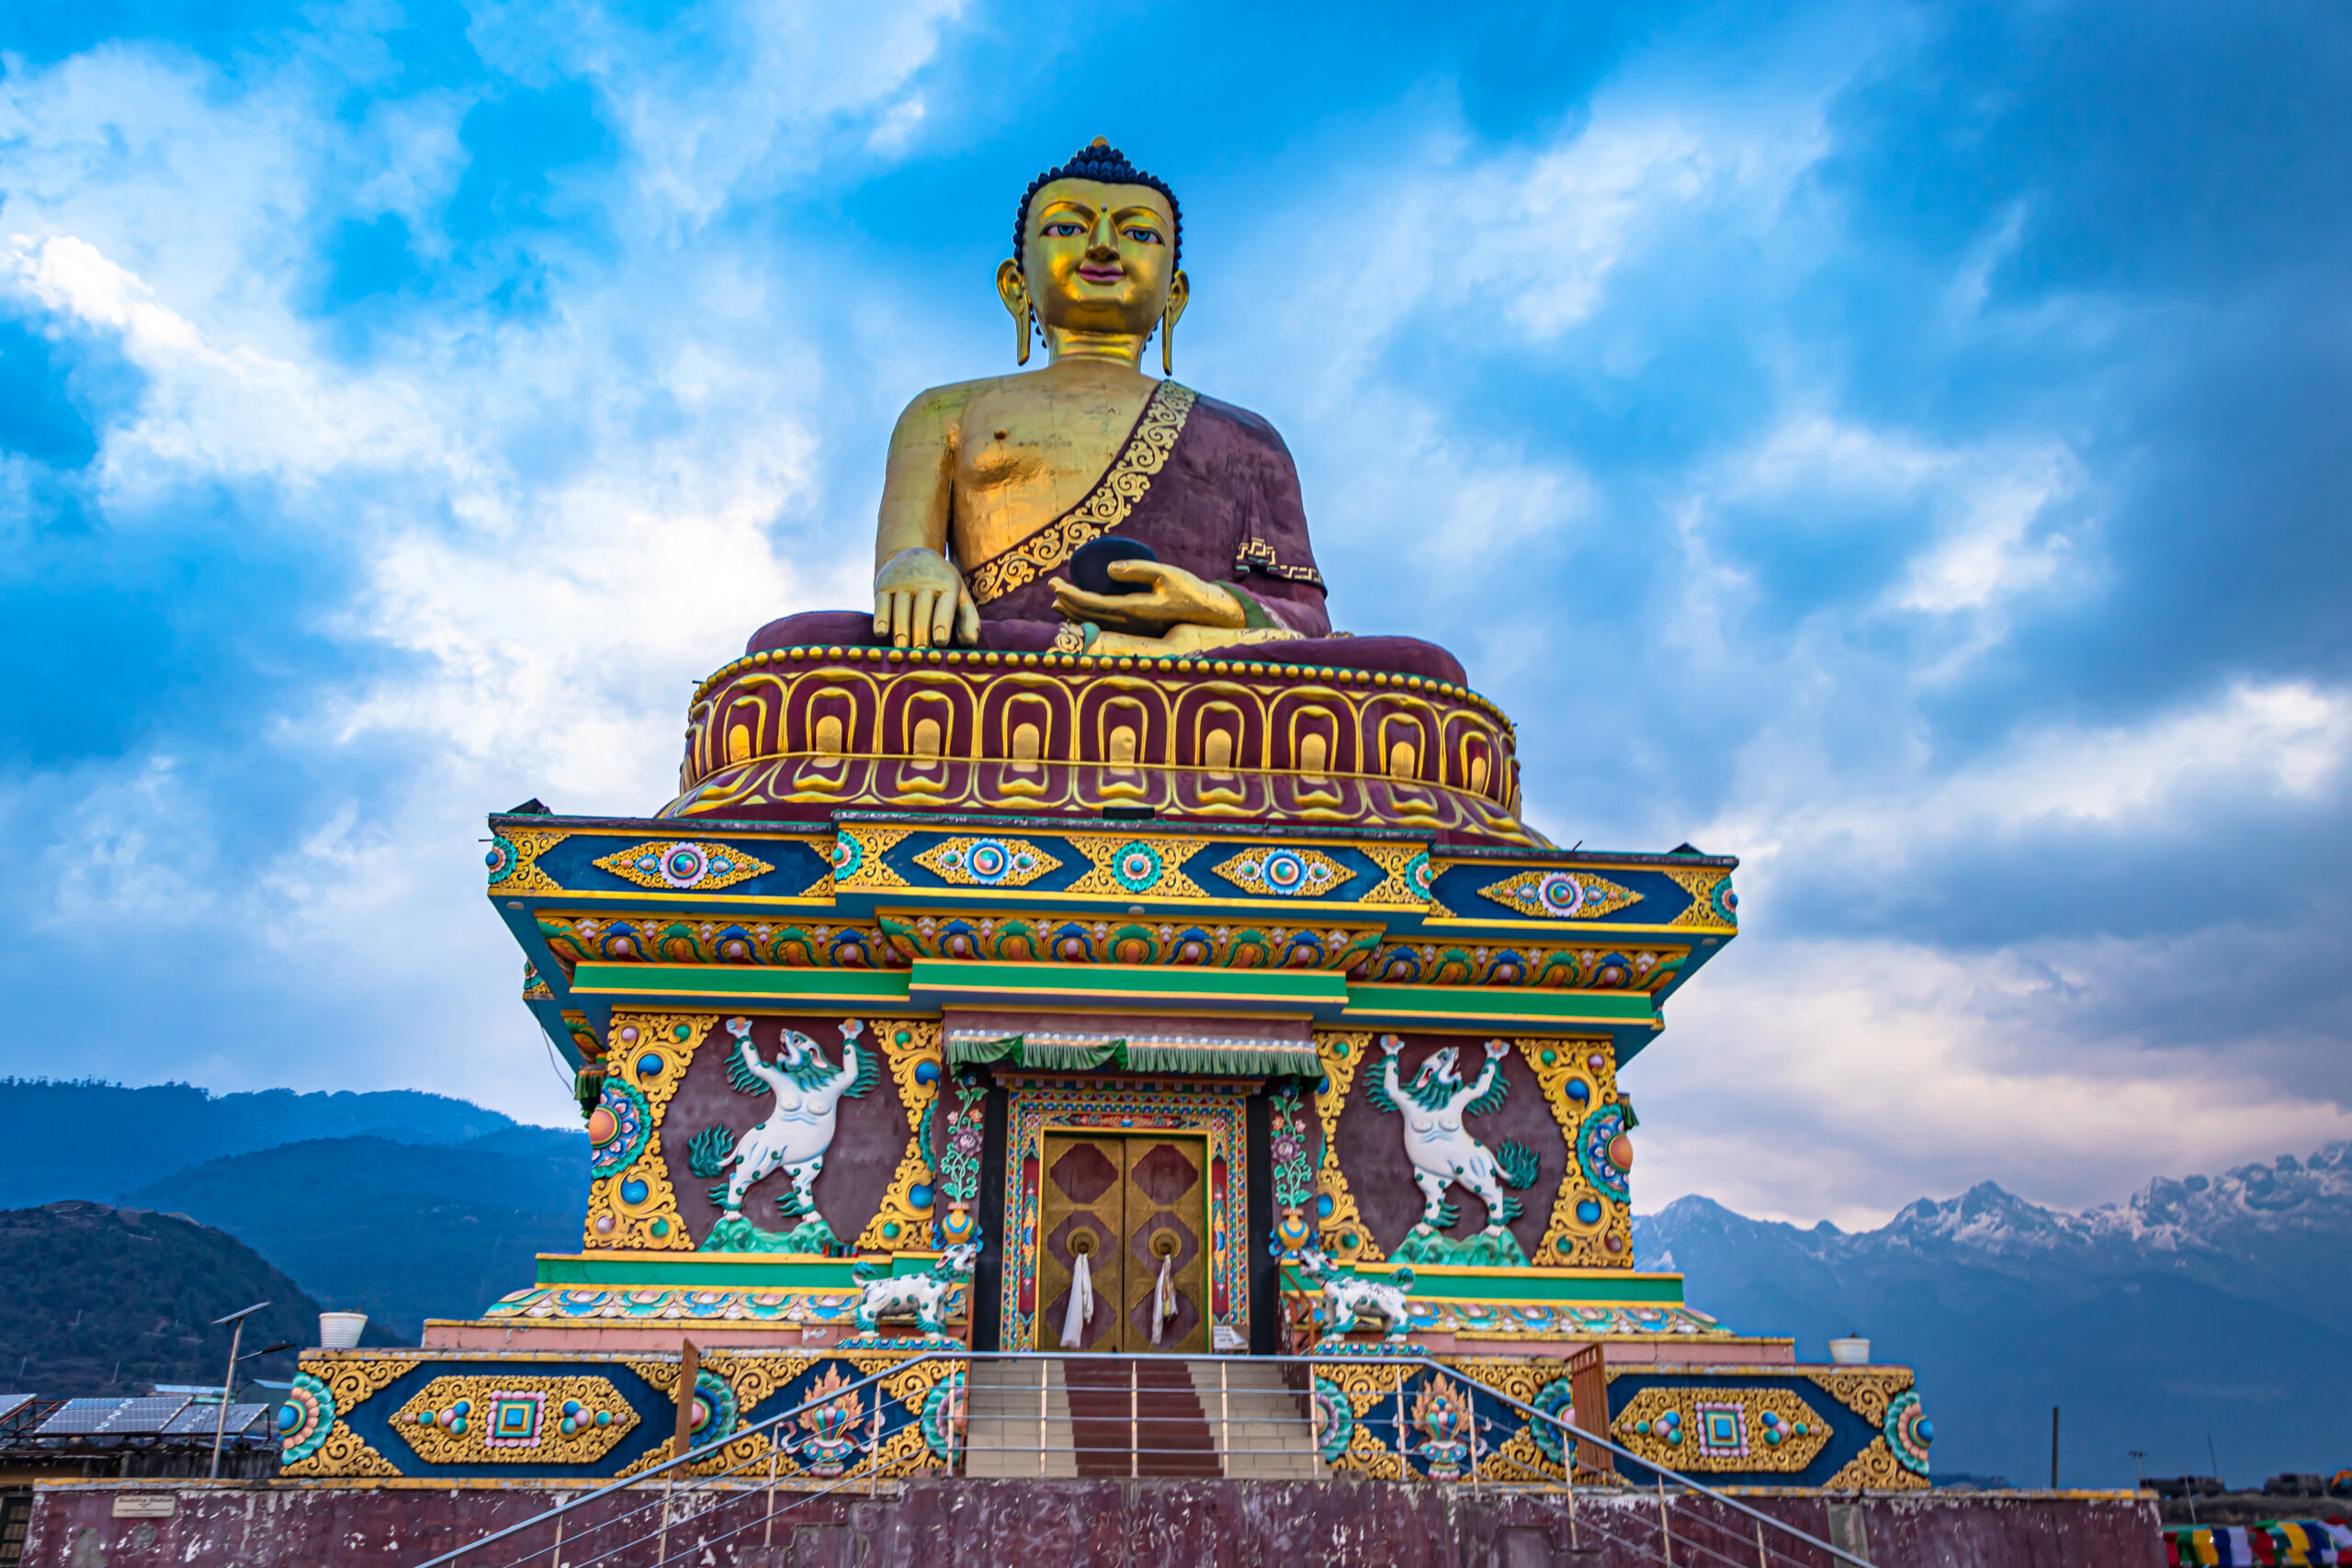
[1637,933,2352,1229]
[0,17,953,1119]
[1706,679,2352,894]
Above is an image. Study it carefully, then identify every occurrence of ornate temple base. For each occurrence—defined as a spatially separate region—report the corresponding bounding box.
[17,1477,2163,1567]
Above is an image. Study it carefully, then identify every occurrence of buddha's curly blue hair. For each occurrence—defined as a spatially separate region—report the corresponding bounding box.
[1013,139,1182,270]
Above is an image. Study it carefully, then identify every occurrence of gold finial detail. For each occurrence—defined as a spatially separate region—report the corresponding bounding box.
[1090,136,1109,148]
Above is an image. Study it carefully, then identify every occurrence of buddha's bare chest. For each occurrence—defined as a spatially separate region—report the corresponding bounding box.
[951,380,1155,562]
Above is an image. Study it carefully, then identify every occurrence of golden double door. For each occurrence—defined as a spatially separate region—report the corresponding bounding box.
[1035,1134,1210,1354]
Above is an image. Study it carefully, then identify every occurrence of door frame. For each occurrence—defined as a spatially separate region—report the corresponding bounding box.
[999,1074,1250,1356]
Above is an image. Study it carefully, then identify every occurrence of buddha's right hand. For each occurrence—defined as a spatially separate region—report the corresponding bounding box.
[873,547,981,649]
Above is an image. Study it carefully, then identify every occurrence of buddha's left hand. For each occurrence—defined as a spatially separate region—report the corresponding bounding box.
[1049,561,1246,634]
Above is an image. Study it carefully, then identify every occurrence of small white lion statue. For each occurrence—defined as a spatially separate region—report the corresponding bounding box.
[1295,1247,1415,1340]
[854,1242,981,1337]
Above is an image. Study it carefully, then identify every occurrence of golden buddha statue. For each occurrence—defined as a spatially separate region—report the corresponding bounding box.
[749,139,1464,687]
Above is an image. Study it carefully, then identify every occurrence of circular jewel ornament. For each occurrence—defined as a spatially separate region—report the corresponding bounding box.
[1112,841,1163,894]
[1576,1104,1633,1202]
[277,1371,335,1463]
[1533,873,1587,918]
[587,1078,652,1179]
[1884,1390,1932,1475]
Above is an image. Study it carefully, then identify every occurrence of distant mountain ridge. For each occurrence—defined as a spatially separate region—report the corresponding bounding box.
[0,1079,522,1209]
[1636,1144,2352,1489]
[0,1202,346,1393]
[0,1080,581,1367]
[123,1127,588,1338]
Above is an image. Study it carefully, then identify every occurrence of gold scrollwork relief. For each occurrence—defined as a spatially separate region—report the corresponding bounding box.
[854,1021,944,1251]
[1803,1366,1915,1424]
[390,1376,641,1465]
[1821,1435,1925,1491]
[1525,1037,1634,1268]
[277,1355,412,1480]
[489,826,571,895]
[583,1013,719,1250]
[1609,1386,1832,1473]
[1310,1030,1383,1262]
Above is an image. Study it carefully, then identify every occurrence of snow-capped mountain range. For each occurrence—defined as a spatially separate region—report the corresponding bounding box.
[1635,1145,2352,1489]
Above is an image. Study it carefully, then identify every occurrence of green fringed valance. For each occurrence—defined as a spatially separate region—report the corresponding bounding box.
[944,1030,1319,1077]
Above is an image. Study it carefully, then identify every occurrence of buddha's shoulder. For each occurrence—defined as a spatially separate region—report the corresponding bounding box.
[1180,388,1293,453]
[888,371,1037,424]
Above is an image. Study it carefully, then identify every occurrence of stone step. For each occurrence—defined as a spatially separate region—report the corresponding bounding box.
[956,1359,1321,1480]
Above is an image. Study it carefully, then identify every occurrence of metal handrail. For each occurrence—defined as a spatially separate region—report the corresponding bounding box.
[404,1348,1873,1568]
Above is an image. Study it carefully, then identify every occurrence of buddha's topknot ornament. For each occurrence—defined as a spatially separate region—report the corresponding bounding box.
[1014,135,1182,267]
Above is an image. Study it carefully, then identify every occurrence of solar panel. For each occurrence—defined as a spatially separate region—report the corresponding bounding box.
[99,1397,193,1435]
[35,1399,127,1436]
[0,1394,33,1425]
[163,1403,268,1437]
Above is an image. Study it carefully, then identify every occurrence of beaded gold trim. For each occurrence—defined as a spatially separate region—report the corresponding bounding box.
[963,381,1197,604]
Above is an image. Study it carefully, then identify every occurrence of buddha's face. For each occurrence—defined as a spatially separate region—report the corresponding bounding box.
[1009,177,1184,340]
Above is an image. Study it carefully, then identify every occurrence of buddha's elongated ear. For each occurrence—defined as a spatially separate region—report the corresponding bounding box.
[1159,269,1188,376]
[995,257,1032,366]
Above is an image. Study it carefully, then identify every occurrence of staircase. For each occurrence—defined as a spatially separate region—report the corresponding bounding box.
[959,1358,1317,1480]
[963,1359,1077,1478]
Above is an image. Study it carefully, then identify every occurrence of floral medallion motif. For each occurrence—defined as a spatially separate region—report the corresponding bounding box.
[277,1371,334,1463]
[1575,1103,1633,1203]
[1884,1390,1933,1475]
[918,1369,965,1462]
[594,840,775,893]
[1405,851,1435,898]
[586,1077,652,1179]
[913,836,1062,887]
[1214,845,1354,898]
[1477,869,1642,921]
[1109,840,1163,893]
[485,835,519,886]
[1310,1375,1353,1464]
[690,1368,738,1449]
[1523,1377,1579,1465]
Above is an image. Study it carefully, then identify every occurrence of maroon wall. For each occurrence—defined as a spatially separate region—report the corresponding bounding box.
[23,1479,2162,1568]
[662,1015,910,1245]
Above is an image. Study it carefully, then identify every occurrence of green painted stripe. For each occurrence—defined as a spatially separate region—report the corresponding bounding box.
[907,960,1348,1007]
[567,964,917,1006]
[534,1253,935,1287]
[1339,984,1657,1026]
[1374,1271,1689,1304]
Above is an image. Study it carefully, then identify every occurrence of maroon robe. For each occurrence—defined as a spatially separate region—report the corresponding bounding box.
[748,380,1466,686]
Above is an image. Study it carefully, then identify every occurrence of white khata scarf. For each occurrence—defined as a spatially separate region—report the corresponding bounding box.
[1060,1250,1095,1349]
[1150,1252,1175,1345]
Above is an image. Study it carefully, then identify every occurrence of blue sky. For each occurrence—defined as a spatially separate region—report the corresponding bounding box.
[3,0,2346,1225]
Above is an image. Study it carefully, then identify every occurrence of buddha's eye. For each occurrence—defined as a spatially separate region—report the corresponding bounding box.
[1042,221,1084,238]
[1122,226,1162,245]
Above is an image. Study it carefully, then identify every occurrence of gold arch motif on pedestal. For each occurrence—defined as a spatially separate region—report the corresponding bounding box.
[855,1021,944,1251]
[1309,1029,1383,1262]
[582,1012,719,1252]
